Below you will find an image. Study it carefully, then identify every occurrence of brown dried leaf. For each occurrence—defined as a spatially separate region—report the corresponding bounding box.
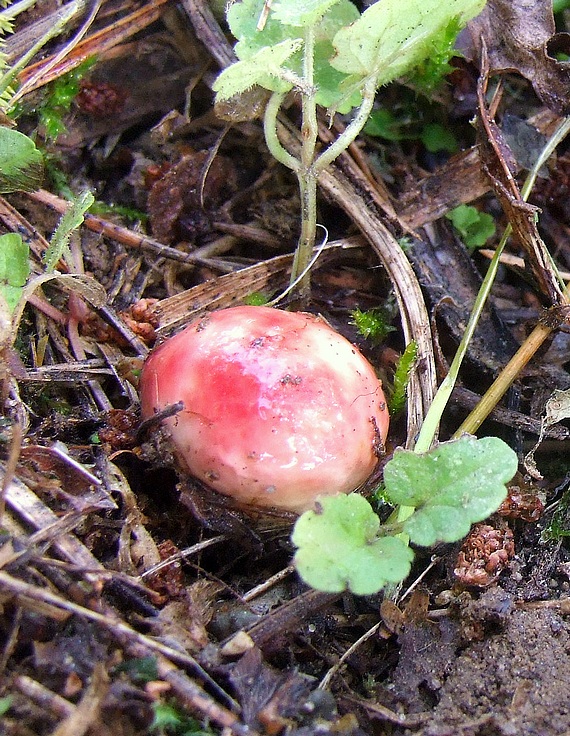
[466,0,570,114]
[19,445,116,513]
[476,53,565,305]
[147,152,237,244]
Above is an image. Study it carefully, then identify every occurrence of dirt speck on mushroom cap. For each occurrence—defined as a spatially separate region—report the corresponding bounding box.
[140,306,389,513]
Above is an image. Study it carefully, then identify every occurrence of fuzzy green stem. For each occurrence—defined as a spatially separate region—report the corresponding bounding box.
[288,26,319,303]
[315,75,378,174]
[263,92,300,172]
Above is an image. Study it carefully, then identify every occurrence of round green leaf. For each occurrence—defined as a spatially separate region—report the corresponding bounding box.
[292,494,414,595]
[384,436,518,547]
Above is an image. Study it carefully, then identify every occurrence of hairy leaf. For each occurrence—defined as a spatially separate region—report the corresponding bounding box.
[292,494,414,594]
[44,191,95,272]
[331,0,486,85]
[213,39,302,100]
[384,436,518,546]
[272,0,343,27]
[224,0,361,110]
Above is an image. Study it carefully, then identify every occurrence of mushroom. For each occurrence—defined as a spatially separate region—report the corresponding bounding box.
[140,306,389,513]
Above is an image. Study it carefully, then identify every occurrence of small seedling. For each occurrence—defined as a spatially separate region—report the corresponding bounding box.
[293,435,517,594]
[446,203,496,249]
[214,0,486,302]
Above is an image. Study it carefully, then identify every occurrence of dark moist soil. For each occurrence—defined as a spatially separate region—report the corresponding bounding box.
[392,591,570,736]
[3,1,570,735]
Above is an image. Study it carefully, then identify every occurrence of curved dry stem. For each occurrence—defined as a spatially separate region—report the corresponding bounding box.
[318,165,436,443]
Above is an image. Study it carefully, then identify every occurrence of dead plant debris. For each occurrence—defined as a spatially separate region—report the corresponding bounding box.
[1,1,570,735]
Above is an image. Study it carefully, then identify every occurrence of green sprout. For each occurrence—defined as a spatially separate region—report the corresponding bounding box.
[214,0,486,303]
[446,203,496,249]
[293,436,517,595]
[388,340,417,416]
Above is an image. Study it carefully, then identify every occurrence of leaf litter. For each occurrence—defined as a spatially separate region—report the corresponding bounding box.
[1,1,570,735]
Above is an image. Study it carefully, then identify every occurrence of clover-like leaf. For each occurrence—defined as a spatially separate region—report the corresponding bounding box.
[213,39,302,101]
[331,0,486,86]
[0,127,43,193]
[0,233,29,312]
[384,436,518,547]
[292,493,414,595]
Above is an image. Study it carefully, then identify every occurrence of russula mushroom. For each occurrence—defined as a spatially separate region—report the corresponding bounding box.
[140,306,389,513]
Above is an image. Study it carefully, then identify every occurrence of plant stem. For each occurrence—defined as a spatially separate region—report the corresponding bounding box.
[263,92,300,172]
[413,226,511,454]
[288,25,319,303]
[315,75,378,174]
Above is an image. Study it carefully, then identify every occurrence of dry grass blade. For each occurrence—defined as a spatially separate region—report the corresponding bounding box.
[48,662,108,736]
[13,0,173,95]
[153,239,363,334]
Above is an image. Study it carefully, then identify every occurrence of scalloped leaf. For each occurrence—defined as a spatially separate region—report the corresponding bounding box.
[225,0,361,111]
[272,0,343,27]
[0,127,43,193]
[384,436,518,547]
[213,39,301,101]
[292,494,414,594]
[331,0,486,85]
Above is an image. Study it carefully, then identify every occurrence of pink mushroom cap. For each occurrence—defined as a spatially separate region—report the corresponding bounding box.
[140,306,389,513]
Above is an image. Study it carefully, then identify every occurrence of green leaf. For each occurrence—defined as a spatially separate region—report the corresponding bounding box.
[213,39,302,101]
[0,127,43,193]
[292,494,414,595]
[0,232,29,311]
[331,0,486,85]
[272,0,343,27]
[0,695,12,716]
[420,122,458,153]
[223,0,361,110]
[446,204,496,249]
[384,436,518,547]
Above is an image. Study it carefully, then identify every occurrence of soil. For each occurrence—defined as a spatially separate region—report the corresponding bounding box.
[2,1,570,735]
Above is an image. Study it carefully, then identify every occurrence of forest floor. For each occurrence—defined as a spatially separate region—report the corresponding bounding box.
[2,1,570,735]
